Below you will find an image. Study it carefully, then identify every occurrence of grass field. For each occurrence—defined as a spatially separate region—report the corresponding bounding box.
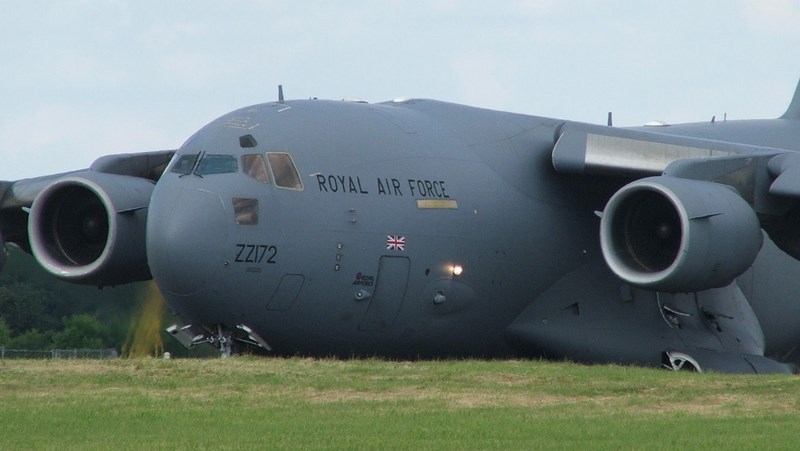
[1,357,799,449]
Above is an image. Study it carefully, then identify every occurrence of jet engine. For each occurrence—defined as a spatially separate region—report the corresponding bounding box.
[27,171,154,286]
[600,176,762,292]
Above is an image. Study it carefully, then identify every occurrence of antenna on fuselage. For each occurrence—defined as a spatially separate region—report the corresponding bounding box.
[607,112,613,127]
[278,85,285,103]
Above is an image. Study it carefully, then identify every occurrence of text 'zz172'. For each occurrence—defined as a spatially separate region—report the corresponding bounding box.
[234,244,277,264]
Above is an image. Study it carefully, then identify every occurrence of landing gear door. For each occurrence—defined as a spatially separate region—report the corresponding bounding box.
[659,283,765,355]
[359,256,410,331]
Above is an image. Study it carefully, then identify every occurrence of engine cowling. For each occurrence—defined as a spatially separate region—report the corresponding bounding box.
[600,176,762,292]
[28,171,154,286]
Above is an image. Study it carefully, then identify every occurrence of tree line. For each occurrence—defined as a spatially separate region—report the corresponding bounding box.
[0,246,213,356]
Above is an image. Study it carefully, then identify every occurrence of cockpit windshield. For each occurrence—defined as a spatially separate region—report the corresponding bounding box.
[170,154,198,175]
[195,154,238,176]
[169,151,302,191]
[170,153,239,176]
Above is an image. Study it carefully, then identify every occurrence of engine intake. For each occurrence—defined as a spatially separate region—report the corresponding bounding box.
[600,176,762,292]
[28,171,154,285]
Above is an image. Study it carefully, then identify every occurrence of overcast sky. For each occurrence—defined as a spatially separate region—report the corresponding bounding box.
[1,0,800,179]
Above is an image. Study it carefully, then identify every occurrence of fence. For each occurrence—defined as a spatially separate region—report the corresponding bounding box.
[0,347,118,359]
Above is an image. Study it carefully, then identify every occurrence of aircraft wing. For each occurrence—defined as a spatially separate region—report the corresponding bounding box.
[552,121,800,212]
[553,122,777,174]
[0,150,174,280]
[552,122,800,292]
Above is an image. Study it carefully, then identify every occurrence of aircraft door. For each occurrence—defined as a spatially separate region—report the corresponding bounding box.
[266,274,305,311]
[359,256,410,331]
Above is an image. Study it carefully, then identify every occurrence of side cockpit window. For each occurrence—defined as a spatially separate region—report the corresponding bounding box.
[267,152,303,190]
[242,154,270,184]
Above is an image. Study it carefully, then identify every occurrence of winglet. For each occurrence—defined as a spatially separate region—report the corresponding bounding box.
[780,79,800,119]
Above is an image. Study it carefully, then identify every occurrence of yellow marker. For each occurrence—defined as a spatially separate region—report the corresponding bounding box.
[416,199,458,209]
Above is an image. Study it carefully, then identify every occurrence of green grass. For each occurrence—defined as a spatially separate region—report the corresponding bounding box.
[1,358,799,449]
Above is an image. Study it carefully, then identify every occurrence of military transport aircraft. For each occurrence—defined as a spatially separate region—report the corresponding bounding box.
[3,81,800,374]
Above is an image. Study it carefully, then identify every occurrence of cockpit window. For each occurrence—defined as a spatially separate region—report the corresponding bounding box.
[267,152,303,190]
[195,154,238,176]
[233,198,258,225]
[170,154,199,175]
[241,154,270,184]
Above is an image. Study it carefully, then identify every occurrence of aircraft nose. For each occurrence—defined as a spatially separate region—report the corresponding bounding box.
[147,187,228,297]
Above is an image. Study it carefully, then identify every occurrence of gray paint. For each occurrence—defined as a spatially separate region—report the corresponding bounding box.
[4,81,800,373]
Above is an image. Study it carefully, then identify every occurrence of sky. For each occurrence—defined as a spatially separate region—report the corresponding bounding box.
[1,0,800,179]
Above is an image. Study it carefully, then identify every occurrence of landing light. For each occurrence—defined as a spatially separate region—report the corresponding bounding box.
[451,264,464,277]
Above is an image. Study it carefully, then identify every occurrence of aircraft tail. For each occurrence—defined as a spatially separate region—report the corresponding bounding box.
[781,79,800,119]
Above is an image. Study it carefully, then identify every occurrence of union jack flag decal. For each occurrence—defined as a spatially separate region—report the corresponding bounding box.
[386,235,406,251]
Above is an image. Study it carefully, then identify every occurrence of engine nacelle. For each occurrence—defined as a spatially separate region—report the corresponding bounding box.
[600,176,762,292]
[28,171,154,286]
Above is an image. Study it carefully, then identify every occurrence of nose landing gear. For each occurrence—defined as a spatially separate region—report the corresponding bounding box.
[166,323,273,357]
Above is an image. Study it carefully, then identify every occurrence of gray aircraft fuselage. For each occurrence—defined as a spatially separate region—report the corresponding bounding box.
[143,98,800,367]
[8,84,800,374]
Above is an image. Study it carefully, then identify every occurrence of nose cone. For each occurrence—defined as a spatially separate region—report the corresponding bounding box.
[147,187,228,297]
